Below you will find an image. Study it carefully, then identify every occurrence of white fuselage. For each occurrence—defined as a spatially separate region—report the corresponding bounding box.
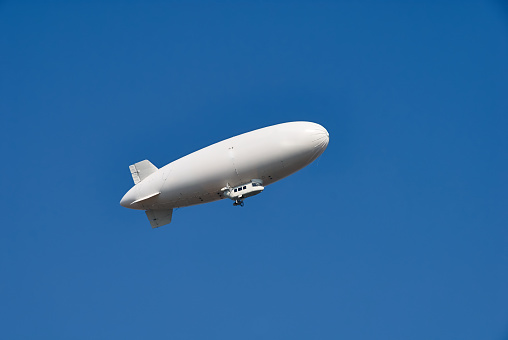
[120,121,329,210]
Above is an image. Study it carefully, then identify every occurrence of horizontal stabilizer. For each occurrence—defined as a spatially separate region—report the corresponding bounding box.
[129,160,158,185]
[131,192,160,205]
[146,209,173,228]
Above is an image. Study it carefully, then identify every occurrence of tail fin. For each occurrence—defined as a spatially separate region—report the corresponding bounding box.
[146,209,173,228]
[129,160,158,184]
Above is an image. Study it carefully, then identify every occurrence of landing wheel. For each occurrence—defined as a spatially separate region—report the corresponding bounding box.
[233,200,244,207]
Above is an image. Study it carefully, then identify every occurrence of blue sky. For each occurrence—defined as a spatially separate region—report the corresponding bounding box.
[1,1,507,339]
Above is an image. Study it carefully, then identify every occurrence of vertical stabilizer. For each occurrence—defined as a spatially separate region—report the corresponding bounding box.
[146,209,173,228]
[129,160,158,184]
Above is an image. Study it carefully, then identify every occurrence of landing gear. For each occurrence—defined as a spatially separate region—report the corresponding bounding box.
[233,200,244,207]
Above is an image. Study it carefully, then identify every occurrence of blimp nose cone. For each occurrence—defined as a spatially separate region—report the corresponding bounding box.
[306,122,329,150]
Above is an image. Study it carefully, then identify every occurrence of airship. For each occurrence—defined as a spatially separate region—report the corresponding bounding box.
[120,121,329,228]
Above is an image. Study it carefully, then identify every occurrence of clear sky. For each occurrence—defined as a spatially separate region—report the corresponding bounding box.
[1,1,507,339]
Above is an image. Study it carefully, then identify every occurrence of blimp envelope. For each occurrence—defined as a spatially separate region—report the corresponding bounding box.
[120,121,329,228]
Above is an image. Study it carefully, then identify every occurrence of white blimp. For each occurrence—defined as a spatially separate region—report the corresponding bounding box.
[120,121,329,228]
